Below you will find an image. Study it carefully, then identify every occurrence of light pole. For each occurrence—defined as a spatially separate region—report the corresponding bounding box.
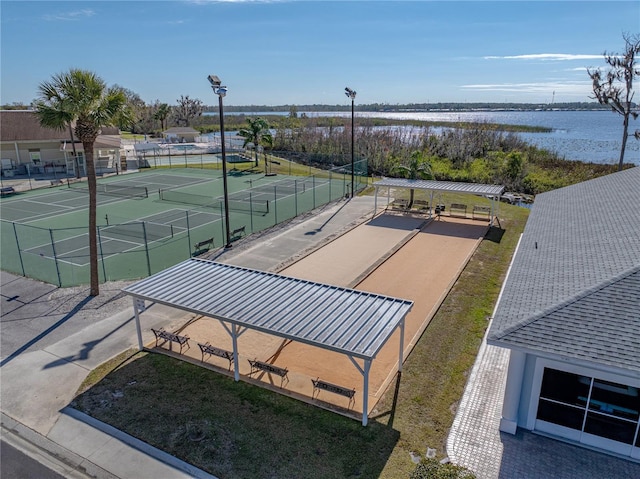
[208,74,232,248]
[345,87,356,198]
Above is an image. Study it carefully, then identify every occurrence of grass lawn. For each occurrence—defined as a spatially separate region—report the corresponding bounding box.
[73,199,529,479]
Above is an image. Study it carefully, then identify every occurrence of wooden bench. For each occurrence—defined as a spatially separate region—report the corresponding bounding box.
[230,226,246,240]
[193,237,214,255]
[198,342,234,370]
[388,198,409,211]
[248,359,289,387]
[0,186,16,197]
[450,203,468,218]
[412,199,430,213]
[151,328,190,354]
[311,378,356,409]
[472,205,491,221]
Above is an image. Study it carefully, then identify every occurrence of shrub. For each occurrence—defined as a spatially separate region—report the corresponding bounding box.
[410,458,476,479]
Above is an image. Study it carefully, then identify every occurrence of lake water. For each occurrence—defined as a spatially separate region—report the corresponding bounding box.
[212,110,640,165]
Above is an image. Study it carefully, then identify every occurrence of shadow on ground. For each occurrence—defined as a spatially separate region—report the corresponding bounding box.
[72,351,400,479]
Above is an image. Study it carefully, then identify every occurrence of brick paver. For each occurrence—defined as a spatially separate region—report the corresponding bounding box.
[447,333,640,478]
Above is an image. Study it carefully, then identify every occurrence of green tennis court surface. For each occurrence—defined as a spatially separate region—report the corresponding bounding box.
[1,166,365,286]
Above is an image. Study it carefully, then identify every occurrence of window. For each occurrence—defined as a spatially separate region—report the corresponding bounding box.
[29,150,41,165]
[536,367,640,449]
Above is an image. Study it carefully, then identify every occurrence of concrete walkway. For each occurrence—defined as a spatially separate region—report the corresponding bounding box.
[3,193,640,478]
[0,196,379,479]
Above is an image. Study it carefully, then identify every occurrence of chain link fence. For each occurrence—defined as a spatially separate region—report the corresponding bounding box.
[1,160,368,287]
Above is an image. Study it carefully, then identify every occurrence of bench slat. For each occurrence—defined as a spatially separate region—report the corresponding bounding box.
[312,378,356,409]
[198,342,234,370]
[151,328,190,353]
[248,359,289,387]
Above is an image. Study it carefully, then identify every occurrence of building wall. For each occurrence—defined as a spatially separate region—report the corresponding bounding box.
[519,355,640,459]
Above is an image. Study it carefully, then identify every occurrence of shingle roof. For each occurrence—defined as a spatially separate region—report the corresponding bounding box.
[487,167,640,372]
[0,110,119,142]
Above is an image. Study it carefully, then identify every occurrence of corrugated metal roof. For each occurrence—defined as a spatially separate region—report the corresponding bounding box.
[123,258,413,360]
[374,178,504,196]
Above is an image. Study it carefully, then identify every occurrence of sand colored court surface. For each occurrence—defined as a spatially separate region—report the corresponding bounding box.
[151,212,489,420]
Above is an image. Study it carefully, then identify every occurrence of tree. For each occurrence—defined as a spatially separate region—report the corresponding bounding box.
[173,95,203,126]
[115,86,146,133]
[35,69,131,296]
[587,33,640,171]
[154,102,171,131]
[238,117,274,168]
[391,150,433,207]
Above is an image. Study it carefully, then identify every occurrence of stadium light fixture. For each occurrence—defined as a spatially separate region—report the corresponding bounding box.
[209,74,232,248]
[345,87,357,197]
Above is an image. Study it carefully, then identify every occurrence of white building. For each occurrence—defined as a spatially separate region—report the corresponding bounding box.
[488,166,640,460]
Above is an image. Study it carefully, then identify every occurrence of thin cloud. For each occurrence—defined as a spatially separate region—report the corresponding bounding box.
[484,54,602,61]
[43,9,95,21]
[461,81,591,94]
[186,0,285,4]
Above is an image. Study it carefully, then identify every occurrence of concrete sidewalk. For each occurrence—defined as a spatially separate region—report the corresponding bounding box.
[1,196,378,479]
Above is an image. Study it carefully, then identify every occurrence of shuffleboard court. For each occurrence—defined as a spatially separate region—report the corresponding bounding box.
[162,215,490,418]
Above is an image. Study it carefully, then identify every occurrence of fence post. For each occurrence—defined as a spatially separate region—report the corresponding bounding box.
[249,192,254,233]
[273,185,278,225]
[294,179,298,216]
[185,211,192,257]
[142,222,152,276]
[11,222,25,276]
[220,202,226,244]
[329,170,332,200]
[313,175,316,209]
[97,226,107,282]
[49,229,62,287]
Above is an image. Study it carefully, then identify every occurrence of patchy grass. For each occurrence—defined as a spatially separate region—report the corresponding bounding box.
[375,204,529,477]
[74,351,399,479]
[74,201,529,479]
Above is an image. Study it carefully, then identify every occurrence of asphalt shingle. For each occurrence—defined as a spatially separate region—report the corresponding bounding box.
[488,167,640,371]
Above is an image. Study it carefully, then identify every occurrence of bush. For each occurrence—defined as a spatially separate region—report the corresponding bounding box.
[410,458,476,479]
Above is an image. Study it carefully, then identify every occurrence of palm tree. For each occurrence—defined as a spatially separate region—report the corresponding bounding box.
[391,150,434,207]
[154,103,171,131]
[35,69,131,296]
[238,117,273,168]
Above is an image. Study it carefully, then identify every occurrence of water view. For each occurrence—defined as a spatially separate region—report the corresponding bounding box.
[210,110,640,166]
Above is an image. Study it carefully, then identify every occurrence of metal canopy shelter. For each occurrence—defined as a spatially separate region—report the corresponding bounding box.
[373,178,505,225]
[123,258,413,426]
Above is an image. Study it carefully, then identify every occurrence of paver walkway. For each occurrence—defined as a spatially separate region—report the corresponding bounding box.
[447,324,640,478]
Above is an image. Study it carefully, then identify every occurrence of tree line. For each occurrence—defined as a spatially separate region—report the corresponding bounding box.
[27,33,638,295]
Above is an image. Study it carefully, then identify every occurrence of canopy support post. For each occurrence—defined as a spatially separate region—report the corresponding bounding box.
[133,298,143,351]
[231,324,240,381]
[398,317,405,373]
[347,356,372,426]
[362,359,371,426]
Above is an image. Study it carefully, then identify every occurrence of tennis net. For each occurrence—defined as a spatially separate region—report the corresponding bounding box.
[69,182,149,198]
[159,189,269,214]
[99,221,177,243]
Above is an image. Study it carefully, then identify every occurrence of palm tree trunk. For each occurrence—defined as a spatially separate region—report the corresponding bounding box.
[84,141,100,296]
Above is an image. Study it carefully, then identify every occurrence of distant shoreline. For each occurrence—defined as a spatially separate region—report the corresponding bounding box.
[207,102,613,114]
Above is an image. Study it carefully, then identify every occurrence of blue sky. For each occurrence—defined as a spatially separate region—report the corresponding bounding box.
[1,1,638,107]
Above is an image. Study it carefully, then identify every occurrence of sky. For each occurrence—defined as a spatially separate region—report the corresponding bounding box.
[1,1,639,107]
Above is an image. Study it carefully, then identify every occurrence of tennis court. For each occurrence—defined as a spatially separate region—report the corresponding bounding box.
[1,165,363,286]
